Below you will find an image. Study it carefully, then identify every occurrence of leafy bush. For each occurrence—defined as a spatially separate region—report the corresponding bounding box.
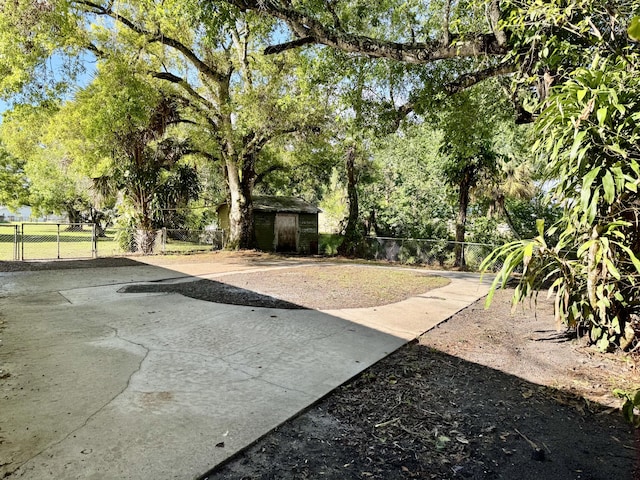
[484,57,640,352]
[614,389,640,428]
[319,233,343,256]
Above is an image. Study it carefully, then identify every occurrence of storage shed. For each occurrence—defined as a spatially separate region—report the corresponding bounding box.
[217,196,320,254]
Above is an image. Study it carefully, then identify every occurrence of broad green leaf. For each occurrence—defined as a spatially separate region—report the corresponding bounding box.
[580,166,600,210]
[614,103,626,115]
[612,316,621,334]
[523,241,534,265]
[607,143,628,158]
[577,240,593,257]
[585,189,600,224]
[612,165,625,190]
[602,170,615,204]
[582,166,601,190]
[605,258,621,280]
[629,16,640,41]
[596,107,607,125]
[536,219,545,237]
[616,243,640,273]
[596,336,611,352]
[569,130,587,159]
[577,89,588,102]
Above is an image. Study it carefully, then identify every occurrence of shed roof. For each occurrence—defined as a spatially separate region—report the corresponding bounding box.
[218,196,321,214]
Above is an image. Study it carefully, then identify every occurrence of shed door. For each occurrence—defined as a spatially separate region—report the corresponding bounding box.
[275,213,298,252]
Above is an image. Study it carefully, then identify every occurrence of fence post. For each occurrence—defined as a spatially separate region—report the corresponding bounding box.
[92,223,97,258]
[20,223,24,261]
[57,224,61,259]
[13,225,18,261]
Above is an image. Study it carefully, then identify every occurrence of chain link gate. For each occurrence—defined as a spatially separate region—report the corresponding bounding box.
[20,223,96,260]
[0,224,19,261]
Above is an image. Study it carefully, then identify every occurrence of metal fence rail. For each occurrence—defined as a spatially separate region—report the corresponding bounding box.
[3,224,500,270]
[97,228,165,256]
[101,228,226,255]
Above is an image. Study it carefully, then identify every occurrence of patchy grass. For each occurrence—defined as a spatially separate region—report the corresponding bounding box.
[217,265,450,309]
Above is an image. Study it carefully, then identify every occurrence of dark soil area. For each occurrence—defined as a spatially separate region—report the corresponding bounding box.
[204,289,640,480]
[206,345,636,480]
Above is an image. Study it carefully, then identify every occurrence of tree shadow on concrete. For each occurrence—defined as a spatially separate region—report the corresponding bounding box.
[0,257,142,271]
[120,279,307,309]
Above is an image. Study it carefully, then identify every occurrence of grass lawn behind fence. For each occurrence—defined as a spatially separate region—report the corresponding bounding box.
[1,224,218,260]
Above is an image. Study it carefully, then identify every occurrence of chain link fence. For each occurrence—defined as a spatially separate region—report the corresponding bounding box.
[364,236,502,271]
[97,228,165,256]
[20,223,96,260]
[164,228,225,253]
[0,224,226,260]
[0,224,19,261]
[3,224,500,271]
[98,227,226,256]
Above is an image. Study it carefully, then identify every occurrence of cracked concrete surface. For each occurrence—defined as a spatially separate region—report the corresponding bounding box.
[0,261,489,479]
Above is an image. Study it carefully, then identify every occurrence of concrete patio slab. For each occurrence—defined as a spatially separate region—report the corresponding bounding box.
[0,259,490,479]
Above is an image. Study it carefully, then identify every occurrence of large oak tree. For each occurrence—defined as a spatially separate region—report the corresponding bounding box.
[0,0,329,248]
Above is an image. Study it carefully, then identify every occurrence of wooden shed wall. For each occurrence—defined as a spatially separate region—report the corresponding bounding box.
[298,213,318,254]
[254,212,276,251]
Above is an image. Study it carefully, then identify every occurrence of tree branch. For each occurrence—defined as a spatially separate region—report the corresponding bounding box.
[85,41,106,58]
[76,0,228,83]
[255,164,284,185]
[150,71,216,113]
[386,63,518,131]
[444,62,517,94]
[183,149,218,162]
[486,0,507,48]
[245,124,318,155]
[222,0,507,64]
[264,37,316,55]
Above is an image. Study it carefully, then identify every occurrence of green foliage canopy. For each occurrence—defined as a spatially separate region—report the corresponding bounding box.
[0,143,29,210]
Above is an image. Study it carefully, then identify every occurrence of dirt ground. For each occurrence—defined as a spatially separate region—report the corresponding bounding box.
[1,253,639,480]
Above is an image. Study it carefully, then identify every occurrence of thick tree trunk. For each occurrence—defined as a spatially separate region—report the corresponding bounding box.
[225,153,256,249]
[89,207,108,237]
[454,173,471,268]
[132,192,159,254]
[338,146,361,256]
[65,205,84,231]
